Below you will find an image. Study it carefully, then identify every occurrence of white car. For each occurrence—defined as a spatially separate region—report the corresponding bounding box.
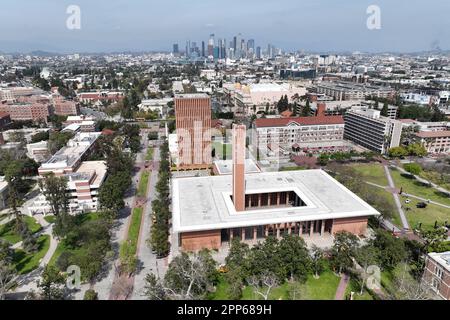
[405,199,411,204]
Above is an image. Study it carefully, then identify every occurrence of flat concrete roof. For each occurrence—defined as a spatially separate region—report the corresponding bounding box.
[428,251,450,272]
[172,169,380,233]
[214,159,261,175]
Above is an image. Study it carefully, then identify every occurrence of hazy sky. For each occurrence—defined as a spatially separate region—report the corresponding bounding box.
[1,0,449,53]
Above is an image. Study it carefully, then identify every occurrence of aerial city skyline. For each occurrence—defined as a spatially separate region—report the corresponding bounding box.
[1,0,450,53]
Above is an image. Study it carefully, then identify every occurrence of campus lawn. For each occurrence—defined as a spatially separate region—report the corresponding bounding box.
[351,163,388,186]
[212,142,232,160]
[13,234,50,274]
[44,215,56,224]
[211,269,340,300]
[344,278,374,300]
[145,147,154,161]
[390,168,450,207]
[400,197,450,230]
[49,212,100,266]
[137,171,150,197]
[419,170,450,191]
[125,207,143,255]
[0,216,42,244]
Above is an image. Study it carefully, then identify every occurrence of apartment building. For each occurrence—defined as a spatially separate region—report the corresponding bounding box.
[344,106,402,154]
[253,104,347,156]
[38,132,101,176]
[316,81,395,101]
[53,96,80,116]
[414,131,450,154]
[29,160,107,215]
[422,252,450,300]
[0,102,51,122]
[174,94,212,169]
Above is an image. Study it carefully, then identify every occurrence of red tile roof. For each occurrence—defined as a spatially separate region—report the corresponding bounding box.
[254,115,344,128]
[415,130,450,138]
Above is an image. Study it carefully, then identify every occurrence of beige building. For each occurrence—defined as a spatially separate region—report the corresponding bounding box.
[234,82,307,116]
[414,131,450,154]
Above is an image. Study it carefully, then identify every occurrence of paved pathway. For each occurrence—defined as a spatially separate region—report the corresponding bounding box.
[130,142,168,300]
[383,165,410,230]
[90,131,148,300]
[334,273,350,300]
[13,213,58,295]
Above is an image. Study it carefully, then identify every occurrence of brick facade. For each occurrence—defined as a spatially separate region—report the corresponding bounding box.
[331,217,368,235]
[180,230,221,251]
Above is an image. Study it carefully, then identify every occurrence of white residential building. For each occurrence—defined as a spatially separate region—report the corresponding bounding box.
[343,106,403,154]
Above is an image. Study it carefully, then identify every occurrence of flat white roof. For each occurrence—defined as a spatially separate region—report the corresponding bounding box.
[214,159,261,175]
[172,169,380,233]
[429,251,450,272]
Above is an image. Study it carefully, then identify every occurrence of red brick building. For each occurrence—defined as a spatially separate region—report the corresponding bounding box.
[422,252,450,300]
[0,103,51,122]
[174,94,212,169]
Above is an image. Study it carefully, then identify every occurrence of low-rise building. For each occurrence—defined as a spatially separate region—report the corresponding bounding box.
[0,102,51,122]
[414,131,450,154]
[172,125,379,251]
[29,161,107,215]
[316,81,395,101]
[53,96,80,116]
[38,132,101,176]
[422,251,450,300]
[137,98,173,118]
[26,141,50,163]
[343,106,402,154]
[253,104,348,157]
[234,82,307,116]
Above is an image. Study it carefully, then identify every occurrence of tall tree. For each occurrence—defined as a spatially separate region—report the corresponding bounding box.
[278,235,311,282]
[330,231,359,274]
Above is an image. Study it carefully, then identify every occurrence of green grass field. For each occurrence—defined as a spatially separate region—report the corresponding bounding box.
[213,142,232,160]
[211,269,340,300]
[0,216,42,244]
[390,169,450,207]
[13,234,50,274]
[344,278,374,300]
[351,163,388,186]
[399,197,450,230]
[126,207,143,255]
[49,212,100,266]
[137,171,150,197]
[145,147,154,161]
[44,215,56,224]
